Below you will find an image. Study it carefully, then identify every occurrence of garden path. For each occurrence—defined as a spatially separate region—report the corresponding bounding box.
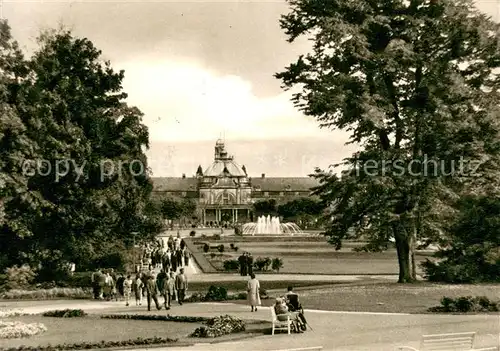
[2,300,498,350]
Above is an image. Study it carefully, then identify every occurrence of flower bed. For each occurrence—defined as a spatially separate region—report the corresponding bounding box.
[100,314,209,323]
[42,309,87,318]
[0,309,26,318]
[0,288,90,300]
[190,315,245,338]
[2,336,178,350]
[428,296,499,313]
[0,321,47,339]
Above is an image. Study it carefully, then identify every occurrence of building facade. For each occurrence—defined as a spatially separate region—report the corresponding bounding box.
[151,140,319,225]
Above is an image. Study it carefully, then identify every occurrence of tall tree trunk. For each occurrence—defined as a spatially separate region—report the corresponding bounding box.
[392,219,417,283]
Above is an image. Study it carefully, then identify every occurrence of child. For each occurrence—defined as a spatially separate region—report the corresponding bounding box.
[123,274,133,307]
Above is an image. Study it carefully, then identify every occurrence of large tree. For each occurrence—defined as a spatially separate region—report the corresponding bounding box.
[0,24,163,275]
[276,0,500,282]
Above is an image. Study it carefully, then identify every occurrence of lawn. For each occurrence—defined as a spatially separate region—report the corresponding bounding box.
[227,281,500,314]
[189,279,343,293]
[196,238,432,275]
[0,315,196,349]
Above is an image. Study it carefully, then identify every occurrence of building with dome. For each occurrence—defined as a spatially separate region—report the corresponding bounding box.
[151,139,319,225]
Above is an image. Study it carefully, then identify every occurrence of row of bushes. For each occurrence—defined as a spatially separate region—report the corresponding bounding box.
[223,257,284,272]
[1,287,91,300]
[42,309,87,318]
[2,337,178,350]
[202,243,239,253]
[428,296,499,313]
[100,314,209,322]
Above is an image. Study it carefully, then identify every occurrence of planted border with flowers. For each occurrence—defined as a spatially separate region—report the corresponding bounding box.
[0,321,47,339]
[190,315,245,338]
[100,314,209,323]
[0,309,27,318]
[1,336,178,350]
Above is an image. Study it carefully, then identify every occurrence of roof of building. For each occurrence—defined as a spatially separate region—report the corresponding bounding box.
[204,159,246,177]
[151,176,319,192]
[151,177,198,191]
[251,177,319,192]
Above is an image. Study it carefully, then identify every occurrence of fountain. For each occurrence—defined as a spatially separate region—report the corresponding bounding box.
[241,215,303,236]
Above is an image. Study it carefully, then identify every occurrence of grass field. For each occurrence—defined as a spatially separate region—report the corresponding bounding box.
[0,314,269,349]
[196,238,432,275]
[0,315,196,348]
[229,281,500,314]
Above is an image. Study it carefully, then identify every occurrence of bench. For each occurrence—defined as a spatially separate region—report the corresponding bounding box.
[397,332,498,351]
[271,347,323,351]
[271,307,292,335]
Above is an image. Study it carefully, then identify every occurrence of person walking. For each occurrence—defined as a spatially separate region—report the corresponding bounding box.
[184,249,190,267]
[175,268,188,305]
[133,274,144,306]
[123,274,133,306]
[176,249,183,268]
[163,271,176,309]
[116,274,125,301]
[156,269,168,306]
[145,274,162,311]
[238,253,247,276]
[247,273,261,312]
[91,269,102,299]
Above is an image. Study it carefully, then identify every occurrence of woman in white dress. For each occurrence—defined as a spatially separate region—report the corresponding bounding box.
[247,273,261,312]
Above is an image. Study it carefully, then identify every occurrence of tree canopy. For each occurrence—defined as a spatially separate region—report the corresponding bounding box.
[0,22,163,276]
[277,0,500,282]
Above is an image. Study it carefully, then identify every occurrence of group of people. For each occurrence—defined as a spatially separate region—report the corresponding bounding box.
[133,268,188,311]
[142,236,191,273]
[91,267,188,311]
[274,286,308,333]
[238,252,254,276]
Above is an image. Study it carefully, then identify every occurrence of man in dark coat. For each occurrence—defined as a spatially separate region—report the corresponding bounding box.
[176,249,183,268]
[145,275,162,311]
[247,253,254,276]
[238,253,247,276]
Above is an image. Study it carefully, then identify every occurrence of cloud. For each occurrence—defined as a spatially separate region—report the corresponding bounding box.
[119,59,338,142]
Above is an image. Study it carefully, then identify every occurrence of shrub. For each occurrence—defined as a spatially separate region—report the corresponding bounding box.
[213,234,221,240]
[190,230,196,237]
[203,244,209,253]
[254,257,271,271]
[42,309,87,318]
[4,265,36,290]
[271,258,284,272]
[422,196,500,283]
[4,337,178,350]
[234,227,241,235]
[0,287,90,300]
[100,314,208,322]
[234,246,239,252]
[223,260,239,271]
[217,244,225,253]
[230,243,234,249]
[428,296,499,313]
[190,315,245,338]
[205,285,228,301]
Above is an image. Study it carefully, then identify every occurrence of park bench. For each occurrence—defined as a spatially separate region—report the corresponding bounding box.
[271,307,292,335]
[397,332,499,351]
[271,347,323,351]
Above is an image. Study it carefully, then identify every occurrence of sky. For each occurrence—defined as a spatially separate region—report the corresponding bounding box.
[4,0,500,177]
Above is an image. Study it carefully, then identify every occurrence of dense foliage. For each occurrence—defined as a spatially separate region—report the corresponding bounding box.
[42,309,87,317]
[428,296,499,313]
[0,22,164,278]
[277,0,500,282]
[422,196,500,283]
